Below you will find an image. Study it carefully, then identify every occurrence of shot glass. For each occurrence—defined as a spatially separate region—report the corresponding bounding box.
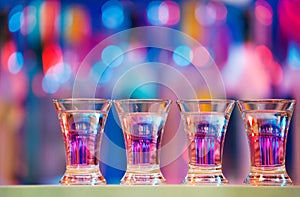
[114,99,171,185]
[237,99,296,186]
[53,98,112,185]
[177,99,235,185]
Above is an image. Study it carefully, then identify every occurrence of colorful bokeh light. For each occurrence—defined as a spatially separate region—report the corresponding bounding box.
[255,0,273,26]
[90,62,113,84]
[1,41,17,71]
[288,42,300,69]
[7,52,23,74]
[173,45,193,67]
[159,1,180,25]
[101,45,124,68]
[42,72,60,94]
[64,6,91,44]
[21,5,37,35]
[8,11,24,32]
[147,1,161,25]
[41,63,72,94]
[195,1,227,26]
[147,1,180,26]
[42,43,63,73]
[1,0,300,186]
[40,1,60,43]
[192,46,211,67]
[101,0,124,29]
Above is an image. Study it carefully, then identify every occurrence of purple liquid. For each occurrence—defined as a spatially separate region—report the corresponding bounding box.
[66,130,99,165]
[59,111,107,167]
[245,111,289,167]
[182,112,228,166]
[191,132,219,165]
[120,112,166,169]
[124,134,155,165]
[250,133,284,166]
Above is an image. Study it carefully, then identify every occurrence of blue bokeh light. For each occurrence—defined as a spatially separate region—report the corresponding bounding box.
[90,62,113,84]
[8,5,24,32]
[41,63,72,94]
[147,1,161,25]
[101,1,124,29]
[9,11,24,32]
[42,72,60,94]
[101,45,124,68]
[55,63,72,83]
[173,45,193,66]
[288,42,300,69]
[8,52,24,74]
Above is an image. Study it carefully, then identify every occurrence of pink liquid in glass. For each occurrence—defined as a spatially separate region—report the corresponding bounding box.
[120,112,166,171]
[245,111,289,167]
[183,112,227,167]
[59,111,107,168]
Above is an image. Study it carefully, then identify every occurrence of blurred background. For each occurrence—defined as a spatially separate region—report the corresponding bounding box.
[0,0,300,185]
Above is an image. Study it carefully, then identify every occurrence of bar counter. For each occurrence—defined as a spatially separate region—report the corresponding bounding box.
[1,185,300,197]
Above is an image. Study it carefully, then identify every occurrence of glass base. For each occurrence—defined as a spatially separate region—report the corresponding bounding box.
[60,166,106,185]
[183,174,228,185]
[183,165,228,185]
[121,172,166,185]
[244,166,293,186]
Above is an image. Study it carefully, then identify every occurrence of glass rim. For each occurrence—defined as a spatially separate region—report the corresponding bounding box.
[176,99,235,104]
[113,98,172,104]
[52,98,112,103]
[237,99,296,103]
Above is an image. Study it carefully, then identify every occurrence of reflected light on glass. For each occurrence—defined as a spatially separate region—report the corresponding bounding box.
[255,0,273,26]
[21,5,37,35]
[101,45,124,67]
[8,52,23,74]
[173,45,193,67]
[101,0,124,29]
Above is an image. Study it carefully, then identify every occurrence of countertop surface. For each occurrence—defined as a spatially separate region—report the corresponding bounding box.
[1,185,300,197]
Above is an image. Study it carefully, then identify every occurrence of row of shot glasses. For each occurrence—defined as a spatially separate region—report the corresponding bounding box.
[53,98,296,186]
